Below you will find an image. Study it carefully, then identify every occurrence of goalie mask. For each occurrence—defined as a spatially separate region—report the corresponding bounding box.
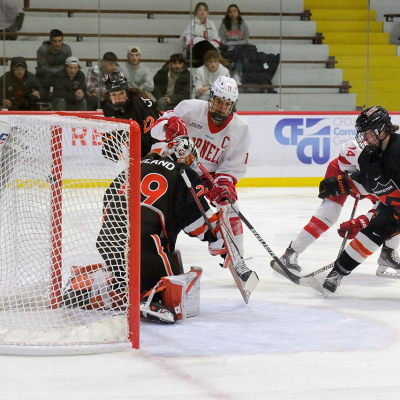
[105,72,129,111]
[355,105,392,149]
[208,76,238,123]
[161,136,200,169]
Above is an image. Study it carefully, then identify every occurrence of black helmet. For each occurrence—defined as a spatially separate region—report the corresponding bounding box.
[105,71,128,92]
[355,105,392,148]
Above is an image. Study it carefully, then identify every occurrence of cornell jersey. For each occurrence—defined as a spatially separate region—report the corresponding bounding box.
[335,139,371,196]
[151,99,251,184]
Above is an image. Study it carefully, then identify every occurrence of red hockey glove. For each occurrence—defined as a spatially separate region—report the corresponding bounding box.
[318,175,351,199]
[206,179,237,206]
[337,214,369,239]
[164,117,187,141]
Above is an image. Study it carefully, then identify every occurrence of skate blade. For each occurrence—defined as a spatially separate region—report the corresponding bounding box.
[376,266,400,278]
[321,287,332,297]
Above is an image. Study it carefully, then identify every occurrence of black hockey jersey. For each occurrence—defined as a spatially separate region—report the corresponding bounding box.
[141,155,217,251]
[358,134,400,209]
[102,91,161,157]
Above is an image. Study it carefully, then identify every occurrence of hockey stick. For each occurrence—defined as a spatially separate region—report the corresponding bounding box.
[303,194,361,278]
[198,164,322,292]
[337,194,360,257]
[180,169,216,238]
[180,169,259,303]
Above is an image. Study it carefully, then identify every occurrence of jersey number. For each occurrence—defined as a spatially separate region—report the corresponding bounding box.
[141,173,168,205]
[143,116,156,133]
[346,146,356,158]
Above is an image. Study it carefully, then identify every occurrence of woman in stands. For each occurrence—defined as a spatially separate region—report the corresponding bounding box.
[218,4,249,83]
[180,2,220,67]
[219,4,249,51]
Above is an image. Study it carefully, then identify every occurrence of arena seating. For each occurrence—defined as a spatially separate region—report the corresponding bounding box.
[1,0,358,111]
[304,0,400,111]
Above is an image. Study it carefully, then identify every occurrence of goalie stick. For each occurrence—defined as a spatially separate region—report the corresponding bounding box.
[198,163,322,292]
[180,169,259,303]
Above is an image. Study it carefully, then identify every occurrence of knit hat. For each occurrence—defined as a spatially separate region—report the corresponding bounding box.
[127,45,141,55]
[10,57,27,70]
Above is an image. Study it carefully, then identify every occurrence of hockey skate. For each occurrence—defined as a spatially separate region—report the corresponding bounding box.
[322,269,344,296]
[270,242,302,273]
[376,246,400,278]
[140,300,177,324]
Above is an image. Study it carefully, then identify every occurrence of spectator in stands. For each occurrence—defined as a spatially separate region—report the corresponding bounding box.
[52,56,87,111]
[193,50,230,101]
[119,46,154,100]
[153,53,190,111]
[218,4,279,93]
[0,57,42,110]
[0,0,25,40]
[218,4,249,83]
[180,2,220,68]
[35,29,72,100]
[86,51,120,110]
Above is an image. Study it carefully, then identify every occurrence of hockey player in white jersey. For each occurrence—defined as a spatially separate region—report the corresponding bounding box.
[273,138,400,277]
[151,76,251,256]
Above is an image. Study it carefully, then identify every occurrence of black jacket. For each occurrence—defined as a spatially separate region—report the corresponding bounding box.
[102,91,161,157]
[152,63,190,107]
[0,70,43,110]
[52,68,86,104]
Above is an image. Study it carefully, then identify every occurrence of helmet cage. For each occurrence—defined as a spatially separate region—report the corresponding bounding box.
[208,76,238,123]
[105,72,129,111]
[161,136,199,169]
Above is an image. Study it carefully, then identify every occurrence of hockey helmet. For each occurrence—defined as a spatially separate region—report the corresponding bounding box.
[355,105,392,148]
[105,71,128,93]
[161,135,200,169]
[105,72,129,111]
[208,76,238,123]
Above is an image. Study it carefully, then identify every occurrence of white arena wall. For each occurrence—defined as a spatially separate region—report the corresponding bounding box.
[1,111,399,187]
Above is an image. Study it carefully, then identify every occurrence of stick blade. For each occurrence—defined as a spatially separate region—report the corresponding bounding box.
[270,259,323,293]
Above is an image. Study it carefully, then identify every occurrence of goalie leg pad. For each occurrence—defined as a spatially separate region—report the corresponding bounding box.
[161,266,203,320]
[64,263,126,310]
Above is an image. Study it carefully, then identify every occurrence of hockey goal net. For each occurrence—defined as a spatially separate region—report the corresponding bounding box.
[0,114,140,355]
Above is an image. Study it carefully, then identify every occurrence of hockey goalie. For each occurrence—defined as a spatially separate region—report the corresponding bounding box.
[63,136,254,323]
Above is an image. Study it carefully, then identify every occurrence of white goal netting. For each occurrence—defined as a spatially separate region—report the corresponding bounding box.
[0,114,139,355]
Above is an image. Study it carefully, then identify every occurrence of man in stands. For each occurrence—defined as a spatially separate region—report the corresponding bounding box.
[151,75,252,257]
[52,56,87,111]
[86,51,120,110]
[0,56,42,110]
[194,50,230,101]
[119,45,154,100]
[35,29,72,101]
[153,53,190,112]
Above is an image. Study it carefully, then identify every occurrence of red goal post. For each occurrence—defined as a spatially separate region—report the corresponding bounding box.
[0,113,141,355]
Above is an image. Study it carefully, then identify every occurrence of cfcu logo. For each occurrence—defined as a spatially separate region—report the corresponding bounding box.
[274,118,330,165]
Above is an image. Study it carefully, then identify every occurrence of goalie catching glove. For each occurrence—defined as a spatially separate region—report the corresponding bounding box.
[206,178,237,206]
[318,174,352,199]
[164,117,188,141]
[337,214,369,239]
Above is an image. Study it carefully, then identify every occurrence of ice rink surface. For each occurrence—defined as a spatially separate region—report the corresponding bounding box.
[2,187,400,400]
